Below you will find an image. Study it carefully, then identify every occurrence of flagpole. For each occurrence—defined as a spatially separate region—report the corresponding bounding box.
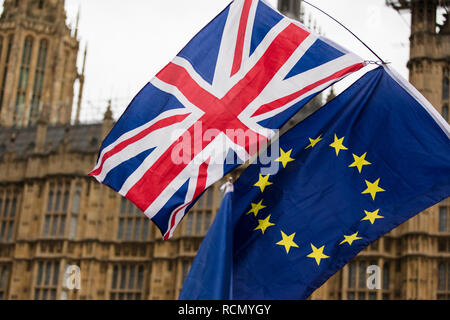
[302,0,388,65]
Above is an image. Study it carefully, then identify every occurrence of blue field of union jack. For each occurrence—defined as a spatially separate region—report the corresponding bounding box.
[90,0,365,239]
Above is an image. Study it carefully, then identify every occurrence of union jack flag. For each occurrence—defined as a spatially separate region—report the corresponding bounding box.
[90,0,365,239]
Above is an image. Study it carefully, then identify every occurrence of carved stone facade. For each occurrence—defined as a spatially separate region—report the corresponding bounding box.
[0,0,84,128]
[0,0,448,300]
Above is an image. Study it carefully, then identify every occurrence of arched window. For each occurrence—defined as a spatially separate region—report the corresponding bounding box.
[29,39,48,125]
[0,35,13,111]
[443,68,449,101]
[38,0,44,9]
[14,36,34,126]
[442,104,449,122]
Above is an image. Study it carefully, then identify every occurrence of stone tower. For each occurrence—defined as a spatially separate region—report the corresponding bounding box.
[385,0,450,299]
[388,0,450,116]
[0,0,84,128]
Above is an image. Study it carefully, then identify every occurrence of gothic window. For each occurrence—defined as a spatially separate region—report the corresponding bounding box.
[358,261,366,289]
[347,260,383,300]
[439,263,445,289]
[0,35,13,110]
[43,182,77,238]
[439,206,448,232]
[14,36,34,126]
[185,186,217,236]
[195,211,203,234]
[185,212,193,236]
[117,198,150,241]
[38,0,44,9]
[443,68,449,101]
[29,39,48,125]
[0,264,9,299]
[181,261,191,285]
[69,184,81,239]
[110,264,145,300]
[438,262,450,299]
[348,262,356,289]
[437,261,449,299]
[204,211,211,232]
[34,261,59,300]
[62,191,69,212]
[0,191,18,243]
[442,104,449,122]
[383,263,390,290]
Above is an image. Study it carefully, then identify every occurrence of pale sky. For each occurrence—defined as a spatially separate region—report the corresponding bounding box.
[4,0,423,122]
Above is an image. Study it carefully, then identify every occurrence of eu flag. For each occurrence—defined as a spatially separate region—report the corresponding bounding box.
[179,183,234,300]
[180,66,450,299]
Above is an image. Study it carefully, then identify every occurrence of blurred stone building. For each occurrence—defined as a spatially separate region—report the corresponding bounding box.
[0,0,448,300]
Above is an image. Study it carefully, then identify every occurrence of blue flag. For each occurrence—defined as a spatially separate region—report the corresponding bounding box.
[180,65,450,300]
[179,183,234,300]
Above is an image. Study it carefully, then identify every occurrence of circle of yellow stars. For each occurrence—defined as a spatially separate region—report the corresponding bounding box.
[246,132,387,267]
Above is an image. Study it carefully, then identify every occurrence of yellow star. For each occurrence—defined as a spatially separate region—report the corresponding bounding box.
[305,134,323,149]
[349,152,371,173]
[275,148,295,168]
[307,244,330,266]
[254,215,275,235]
[361,209,384,224]
[362,178,385,200]
[329,134,348,156]
[254,174,273,193]
[246,199,266,217]
[339,232,363,245]
[276,231,299,254]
